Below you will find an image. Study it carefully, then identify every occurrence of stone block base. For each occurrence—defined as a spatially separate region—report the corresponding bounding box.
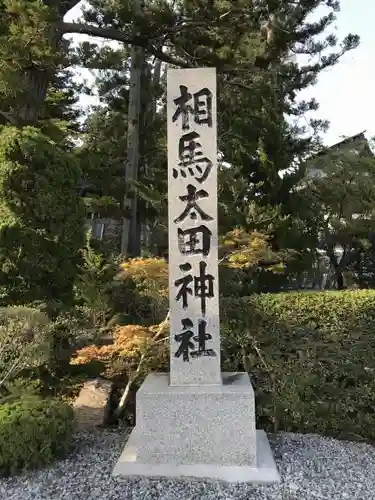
[113,372,280,483]
[113,428,279,483]
[136,372,256,465]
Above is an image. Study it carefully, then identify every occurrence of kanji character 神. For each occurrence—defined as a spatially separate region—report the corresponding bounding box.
[174,261,215,315]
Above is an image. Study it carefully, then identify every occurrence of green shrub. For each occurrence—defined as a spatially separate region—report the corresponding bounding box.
[0,126,84,306]
[220,290,375,442]
[0,304,95,390]
[74,232,120,328]
[0,378,43,404]
[74,236,146,329]
[0,396,74,475]
[117,258,169,324]
[61,288,375,443]
[0,307,51,393]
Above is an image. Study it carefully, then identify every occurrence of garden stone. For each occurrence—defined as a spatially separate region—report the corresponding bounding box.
[73,378,113,431]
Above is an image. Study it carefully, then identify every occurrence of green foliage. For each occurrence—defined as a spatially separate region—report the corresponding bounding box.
[302,141,375,288]
[221,290,375,441]
[45,310,89,377]
[69,285,375,442]
[68,287,375,442]
[1,377,42,403]
[77,107,128,219]
[77,57,168,254]
[0,0,83,129]
[0,396,74,475]
[0,126,84,305]
[169,0,359,251]
[74,232,139,334]
[75,231,120,327]
[41,70,83,144]
[0,0,57,112]
[76,1,360,260]
[0,306,51,392]
[0,303,95,389]
[117,258,169,324]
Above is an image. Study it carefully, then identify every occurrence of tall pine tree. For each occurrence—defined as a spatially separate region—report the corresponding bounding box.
[0,1,359,260]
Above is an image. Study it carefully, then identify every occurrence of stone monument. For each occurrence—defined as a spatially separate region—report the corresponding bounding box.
[113,67,280,483]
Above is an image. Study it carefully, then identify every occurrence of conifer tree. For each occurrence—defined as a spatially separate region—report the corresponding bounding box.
[0,1,360,262]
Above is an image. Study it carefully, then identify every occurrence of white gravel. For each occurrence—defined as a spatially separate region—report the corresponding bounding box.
[0,428,374,500]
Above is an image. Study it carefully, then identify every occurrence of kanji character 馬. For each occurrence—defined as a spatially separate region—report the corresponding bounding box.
[173,131,212,183]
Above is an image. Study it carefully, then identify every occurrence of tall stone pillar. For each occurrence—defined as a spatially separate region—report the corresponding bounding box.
[113,67,279,484]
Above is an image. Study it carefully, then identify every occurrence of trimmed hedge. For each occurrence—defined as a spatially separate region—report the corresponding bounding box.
[66,289,375,443]
[0,396,74,475]
[220,290,375,442]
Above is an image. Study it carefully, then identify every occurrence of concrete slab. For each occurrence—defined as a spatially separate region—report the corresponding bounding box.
[113,429,280,484]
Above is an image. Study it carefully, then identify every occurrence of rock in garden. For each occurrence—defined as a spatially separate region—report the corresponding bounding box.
[73,378,113,431]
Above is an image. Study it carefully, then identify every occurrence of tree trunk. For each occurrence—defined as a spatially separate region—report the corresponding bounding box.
[151,59,162,118]
[140,59,162,251]
[335,269,345,290]
[5,0,77,125]
[328,248,346,290]
[121,0,144,256]
[319,273,328,290]
[15,68,51,125]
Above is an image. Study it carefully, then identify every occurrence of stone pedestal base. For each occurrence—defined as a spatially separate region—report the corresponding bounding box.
[113,372,280,484]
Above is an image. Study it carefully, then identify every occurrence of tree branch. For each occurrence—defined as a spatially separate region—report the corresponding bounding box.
[0,110,17,125]
[61,22,135,43]
[150,45,191,68]
[61,22,266,73]
[61,22,191,68]
[114,310,170,418]
[43,0,80,17]
[225,80,254,91]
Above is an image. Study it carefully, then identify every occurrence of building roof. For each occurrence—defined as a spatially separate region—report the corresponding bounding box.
[302,131,373,183]
[313,131,372,159]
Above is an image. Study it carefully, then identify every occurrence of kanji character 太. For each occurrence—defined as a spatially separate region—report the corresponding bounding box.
[174,184,213,224]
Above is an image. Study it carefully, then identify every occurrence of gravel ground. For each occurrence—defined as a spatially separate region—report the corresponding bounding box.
[0,428,374,500]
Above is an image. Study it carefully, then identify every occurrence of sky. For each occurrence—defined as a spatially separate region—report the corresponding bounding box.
[65,1,375,147]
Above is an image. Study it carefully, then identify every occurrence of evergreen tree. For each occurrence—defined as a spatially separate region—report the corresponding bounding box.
[77,46,167,255]
[0,1,360,128]
[0,126,84,305]
[302,140,375,289]
[0,1,359,262]
[74,1,359,260]
[42,69,82,143]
